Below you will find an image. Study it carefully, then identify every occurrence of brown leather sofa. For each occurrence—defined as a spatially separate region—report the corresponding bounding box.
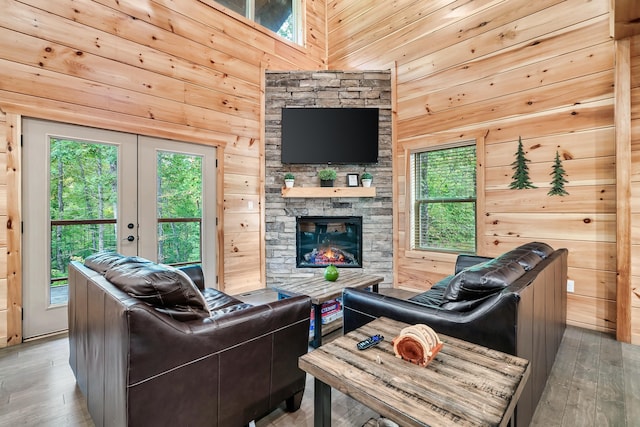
[68,253,311,427]
[342,242,568,427]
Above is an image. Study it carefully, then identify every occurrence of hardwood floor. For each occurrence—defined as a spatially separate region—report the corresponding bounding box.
[529,326,640,427]
[1,292,639,426]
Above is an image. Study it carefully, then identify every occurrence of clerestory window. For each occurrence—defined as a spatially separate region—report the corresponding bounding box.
[411,142,477,253]
[214,0,302,44]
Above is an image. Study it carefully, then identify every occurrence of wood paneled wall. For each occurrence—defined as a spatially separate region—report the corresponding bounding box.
[0,111,7,346]
[630,35,640,344]
[328,0,618,334]
[0,0,327,345]
[0,0,635,345]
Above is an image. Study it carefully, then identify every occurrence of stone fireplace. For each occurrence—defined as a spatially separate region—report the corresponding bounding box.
[264,70,393,286]
[296,216,363,268]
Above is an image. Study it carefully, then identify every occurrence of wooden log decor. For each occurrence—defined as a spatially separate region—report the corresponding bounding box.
[392,324,443,367]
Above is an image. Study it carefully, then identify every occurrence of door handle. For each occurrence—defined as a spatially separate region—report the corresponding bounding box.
[126,235,135,242]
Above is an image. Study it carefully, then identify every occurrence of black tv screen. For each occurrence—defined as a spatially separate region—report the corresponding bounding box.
[281,108,379,164]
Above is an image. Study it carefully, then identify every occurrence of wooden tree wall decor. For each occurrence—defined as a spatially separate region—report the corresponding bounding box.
[509,136,536,189]
[548,150,569,196]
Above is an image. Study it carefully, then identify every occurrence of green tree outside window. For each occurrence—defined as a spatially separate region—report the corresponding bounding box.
[412,144,477,252]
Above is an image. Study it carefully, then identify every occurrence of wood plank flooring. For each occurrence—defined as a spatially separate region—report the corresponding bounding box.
[530,326,640,426]
[1,289,639,426]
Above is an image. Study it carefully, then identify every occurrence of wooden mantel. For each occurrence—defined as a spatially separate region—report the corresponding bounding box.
[281,186,376,198]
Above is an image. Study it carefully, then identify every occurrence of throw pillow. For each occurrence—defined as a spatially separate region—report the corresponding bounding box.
[443,258,525,302]
[105,261,211,320]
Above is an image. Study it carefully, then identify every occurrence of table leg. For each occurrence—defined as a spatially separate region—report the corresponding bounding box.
[311,303,322,348]
[372,283,379,293]
[314,377,331,427]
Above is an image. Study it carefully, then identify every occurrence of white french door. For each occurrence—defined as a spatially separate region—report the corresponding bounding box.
[22,118,217,339]
[137,135,217,284]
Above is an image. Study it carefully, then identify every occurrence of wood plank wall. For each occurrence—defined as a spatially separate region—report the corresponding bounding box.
[631,35,640,344]
[0,111,7,346]
[0,0,634,345]
[0,0,327,346]
[327,0,618,334]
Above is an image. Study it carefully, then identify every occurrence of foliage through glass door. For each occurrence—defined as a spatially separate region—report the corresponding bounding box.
[155,151,203,266]
[49,139,118,304]
[48,144,205,305]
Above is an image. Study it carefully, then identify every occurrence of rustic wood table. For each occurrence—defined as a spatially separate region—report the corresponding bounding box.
[299,317,531,427]
[272,271,383,348]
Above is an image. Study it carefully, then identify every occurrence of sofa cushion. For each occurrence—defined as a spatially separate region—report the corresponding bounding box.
[443,258,525,302]
[440,293,500,312]
[105,261,211,320]
[409,276,452,308]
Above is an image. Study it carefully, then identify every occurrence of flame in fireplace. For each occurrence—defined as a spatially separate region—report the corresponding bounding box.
[305,246,354,265]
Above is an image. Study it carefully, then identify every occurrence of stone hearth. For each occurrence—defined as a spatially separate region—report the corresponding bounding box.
[264,70,393,286]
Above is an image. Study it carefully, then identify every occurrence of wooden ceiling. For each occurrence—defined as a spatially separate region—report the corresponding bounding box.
[612,0,640,39]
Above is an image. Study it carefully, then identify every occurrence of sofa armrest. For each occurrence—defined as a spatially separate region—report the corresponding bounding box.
[126,295,311,383]
[342,288,518,354]
[178,264,206,291]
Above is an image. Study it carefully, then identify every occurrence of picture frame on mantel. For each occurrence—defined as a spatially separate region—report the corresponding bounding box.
[347,174,359,187]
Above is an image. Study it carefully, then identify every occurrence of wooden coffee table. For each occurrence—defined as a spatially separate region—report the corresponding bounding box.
[272,271,383,348]
[299,317,530,427]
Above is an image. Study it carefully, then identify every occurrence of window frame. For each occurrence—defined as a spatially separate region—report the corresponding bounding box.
[202,0,304,46]
[407,138,482,255]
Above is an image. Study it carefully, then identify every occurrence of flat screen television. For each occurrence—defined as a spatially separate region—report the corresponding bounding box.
[281,107,379,164]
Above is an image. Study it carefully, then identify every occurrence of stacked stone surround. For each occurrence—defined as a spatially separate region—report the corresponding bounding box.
[264,70,393,286]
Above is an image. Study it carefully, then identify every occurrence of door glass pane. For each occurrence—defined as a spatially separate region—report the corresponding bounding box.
[49,139,118,304]
[156,151,203,266]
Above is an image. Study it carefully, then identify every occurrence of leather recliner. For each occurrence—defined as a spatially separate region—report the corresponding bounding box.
[68,254,311,427]
[342,242,568,427]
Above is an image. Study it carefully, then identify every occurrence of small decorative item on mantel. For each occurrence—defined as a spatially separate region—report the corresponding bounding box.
[284,172,295,189]
[392,324,443,367]
[361,171,373,187]
[318,168,337,187]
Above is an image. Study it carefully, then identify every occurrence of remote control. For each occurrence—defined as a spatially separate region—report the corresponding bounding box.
[357,334,384,350]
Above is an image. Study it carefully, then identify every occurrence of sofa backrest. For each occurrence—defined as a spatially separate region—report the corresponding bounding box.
[510,247,568,426]
[445,246,568,427]
[442,242,556,311]
[83,252,212,320]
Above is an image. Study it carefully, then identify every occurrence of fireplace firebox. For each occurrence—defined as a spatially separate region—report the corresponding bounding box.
[296,216,363,268]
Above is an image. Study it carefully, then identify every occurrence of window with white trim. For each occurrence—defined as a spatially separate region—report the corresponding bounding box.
[214,0,302,44]
[411,142,477,253]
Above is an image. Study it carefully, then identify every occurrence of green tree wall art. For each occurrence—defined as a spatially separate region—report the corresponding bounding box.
[509,136,536,190]
[548,150,569,196]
